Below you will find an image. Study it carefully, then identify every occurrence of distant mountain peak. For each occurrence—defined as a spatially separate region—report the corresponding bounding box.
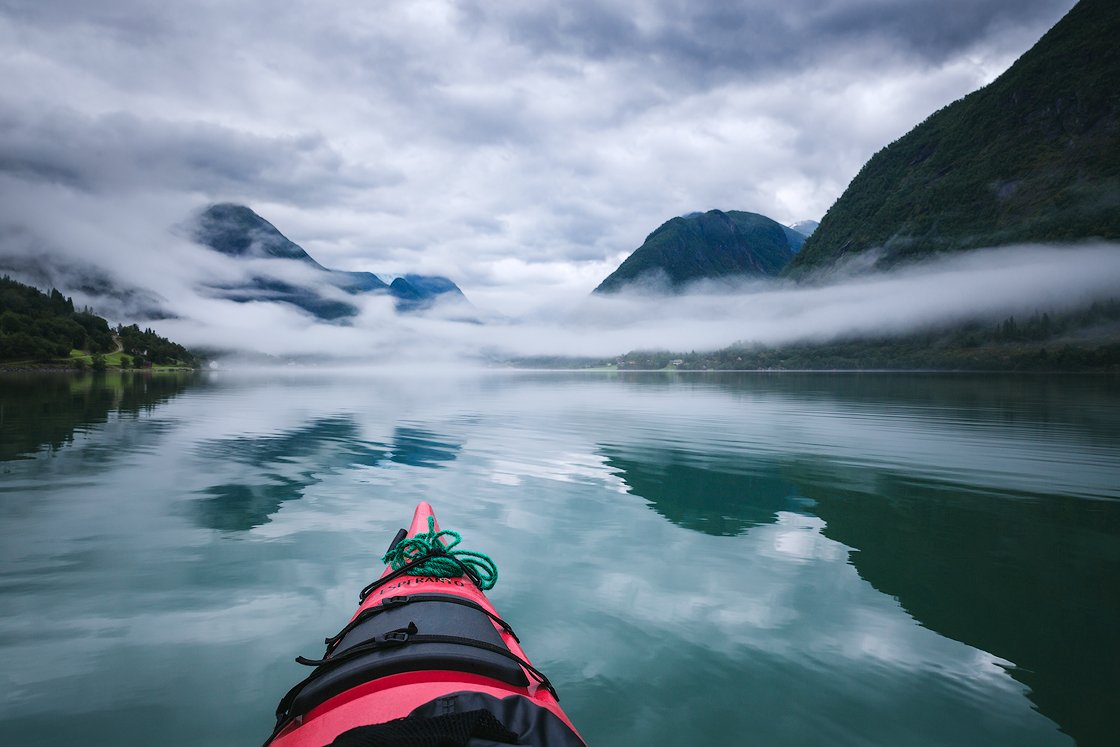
[594,209,803,294]
[788,220,819,238]
[194,203,322,266]
[190,203,466,319]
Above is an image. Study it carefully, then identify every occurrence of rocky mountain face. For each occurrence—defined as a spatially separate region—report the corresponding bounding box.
[787,0,1120,277]
[192,203,465,318]
[594,210,804,294]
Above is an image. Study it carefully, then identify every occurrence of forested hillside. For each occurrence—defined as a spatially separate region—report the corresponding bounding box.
[0,276,195,367]
[789,0,1120,275]
[595,210,803,293]
[1,276,113,360]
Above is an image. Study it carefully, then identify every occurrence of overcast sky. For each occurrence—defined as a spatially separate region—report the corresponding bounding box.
[0,0,1081,317]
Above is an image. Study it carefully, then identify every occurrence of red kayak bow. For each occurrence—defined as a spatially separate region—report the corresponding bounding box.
[265,502,585,746]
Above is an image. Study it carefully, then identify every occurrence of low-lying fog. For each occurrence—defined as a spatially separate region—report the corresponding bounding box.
[2,189,1117,364]
[166,242,1120,363]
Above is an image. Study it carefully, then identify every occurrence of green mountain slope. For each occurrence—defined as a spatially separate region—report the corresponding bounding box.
[0,275,195,366]
[595,210,803,294]
[193,203,323,264]
[0,276,110,360]
[788,0,1120,276]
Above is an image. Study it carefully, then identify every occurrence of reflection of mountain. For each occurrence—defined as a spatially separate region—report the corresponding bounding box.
[604,374,1118,744]
[808,474,1120,747]
[193,416,387,532]
[390,426,461,467]
[619,371,1120,441]
[601,446,806,536]
[193,420,461,531]
[0,372,199,462]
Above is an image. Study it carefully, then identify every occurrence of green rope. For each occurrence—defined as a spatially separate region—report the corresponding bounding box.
[381,516,498,591]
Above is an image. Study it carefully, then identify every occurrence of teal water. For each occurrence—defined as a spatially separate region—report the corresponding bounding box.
[1,371,1118,746]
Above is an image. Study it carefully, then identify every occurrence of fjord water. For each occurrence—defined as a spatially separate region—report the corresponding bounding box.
[1,372,1118,746]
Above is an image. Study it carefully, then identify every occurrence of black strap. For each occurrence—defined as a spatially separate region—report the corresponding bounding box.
[296,623,555,699]
[265,622,558,746]
[323,594,519,655]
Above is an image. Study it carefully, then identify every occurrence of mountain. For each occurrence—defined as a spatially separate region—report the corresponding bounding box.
[389,274,467,312]
[788,0,1120,277]
[192,204,465,318]
[594,210,804,294]
[193,203,327,265]
[787,220,819,239]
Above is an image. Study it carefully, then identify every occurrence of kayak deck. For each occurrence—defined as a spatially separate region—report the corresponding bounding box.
[267,502,584,746]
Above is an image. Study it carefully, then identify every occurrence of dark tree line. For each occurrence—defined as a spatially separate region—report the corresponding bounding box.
[615,301,1120,372]
[1,276,196,366]
[115,323,195,366]
[0,276,113,361]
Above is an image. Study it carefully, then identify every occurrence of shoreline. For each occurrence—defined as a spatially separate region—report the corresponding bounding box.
[0,365,199,373]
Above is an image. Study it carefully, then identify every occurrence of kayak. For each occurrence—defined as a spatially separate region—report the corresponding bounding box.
[264,502,586,746]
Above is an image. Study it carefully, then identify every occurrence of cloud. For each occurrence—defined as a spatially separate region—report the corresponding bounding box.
[128,239,1120,362]
[0,0,1084,324]
[0,106,398,204]
[514,243,1120,357]
[457,0,1073,82]
[2,156,1116,363]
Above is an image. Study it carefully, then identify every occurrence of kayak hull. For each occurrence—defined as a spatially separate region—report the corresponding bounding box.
[268,502,583,746]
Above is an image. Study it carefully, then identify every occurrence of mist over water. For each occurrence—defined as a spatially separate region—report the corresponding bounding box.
[157,241,1120,361]
[1,370,1117,746]
[1,155,1115,362]
[4,190,1118,363]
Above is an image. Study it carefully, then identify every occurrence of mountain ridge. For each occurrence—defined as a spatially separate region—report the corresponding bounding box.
[788,0,1120,276]
[192,203,466,318]
[595,209,803,294]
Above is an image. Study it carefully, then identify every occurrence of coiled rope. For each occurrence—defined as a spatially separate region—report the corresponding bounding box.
[380,516,498,590]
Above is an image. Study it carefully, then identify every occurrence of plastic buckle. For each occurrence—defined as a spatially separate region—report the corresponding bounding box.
[383,595,411,606]
[383,630,411,643]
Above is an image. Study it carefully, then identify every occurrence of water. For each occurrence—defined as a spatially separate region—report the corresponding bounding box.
[1,370,1118,746]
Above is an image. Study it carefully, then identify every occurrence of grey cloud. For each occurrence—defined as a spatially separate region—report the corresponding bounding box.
[0,106,400,204]
[459,1,1075,82]
[0,0,1085,319]
[152,243,1120,363]
[0,0,172,36]
[0,247,170,321]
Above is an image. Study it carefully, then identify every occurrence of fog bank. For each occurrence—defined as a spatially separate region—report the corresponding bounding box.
[151,242,1120,362]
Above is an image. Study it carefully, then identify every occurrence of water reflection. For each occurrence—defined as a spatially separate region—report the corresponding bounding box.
[632,371,1120,443]
[389,426,461,467]
[0,372,200,462]
[602,390,1119,747]
[2,371,1117,747]
[601,446,808,535]
[193,419,461,531]
[807,473,1120,747]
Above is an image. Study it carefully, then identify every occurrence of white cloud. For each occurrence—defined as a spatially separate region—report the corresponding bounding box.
[0,0,1080,317]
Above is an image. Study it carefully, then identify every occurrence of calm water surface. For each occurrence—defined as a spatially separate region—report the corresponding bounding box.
[1,371,1118,746]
